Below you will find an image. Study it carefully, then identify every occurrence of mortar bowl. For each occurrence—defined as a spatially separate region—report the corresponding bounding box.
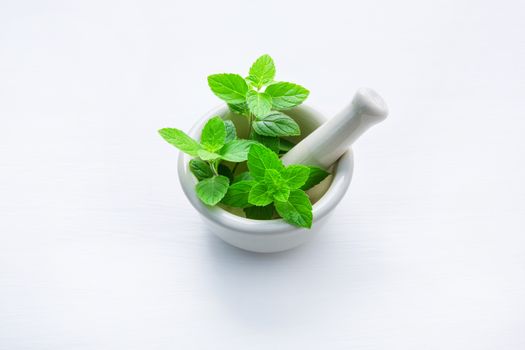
[177,105,353,253]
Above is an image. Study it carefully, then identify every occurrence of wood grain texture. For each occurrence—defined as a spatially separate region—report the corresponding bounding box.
[1,0,524,349]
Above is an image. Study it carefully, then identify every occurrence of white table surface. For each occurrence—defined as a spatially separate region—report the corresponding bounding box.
[1,0,524,349]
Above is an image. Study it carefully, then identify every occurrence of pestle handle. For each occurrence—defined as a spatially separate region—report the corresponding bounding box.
[281,88,388,168]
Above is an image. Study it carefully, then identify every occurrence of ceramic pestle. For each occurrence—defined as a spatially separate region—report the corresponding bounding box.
[281,88,388,168]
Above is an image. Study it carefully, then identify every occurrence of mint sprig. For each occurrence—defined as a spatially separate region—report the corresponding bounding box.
[207,54,309,148]
[159,116,254,205]
[245,144,313,228]
[159,117,254,166]
[160,55,330,229]
[220,143,321,228]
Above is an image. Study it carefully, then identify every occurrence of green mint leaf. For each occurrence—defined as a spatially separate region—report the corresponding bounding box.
[221,180,255,208]
[253,111,300,137]
[272,186,290,202]
[197,149,221,161]
[252,132,280,154]
[263,169,290,202]
[189,159,214,181]
[158,128,201,157]
[246,90,272,117]
[282,165,310,189]
[247,54,276,89]
[233,171,253,183]
[274,189,313,228]
[278,139,294,153]
[263,168,284,185]
[248,182,274,206]
[301,166,330,190]
[247,143,284,181]
[224,120,237,143]
[218,163,234,182]
[208,73,249,104]
[244,204,275,220]
[228,102,249,116]
[200,116,226,152]
[219,139,255,162]
[265,82,309,110]
[195,175,230,206]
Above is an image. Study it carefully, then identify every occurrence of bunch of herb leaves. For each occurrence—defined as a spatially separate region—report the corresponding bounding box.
[221,144,329,227]
[207,55,309,153]
[159,55,330,229]
[159,116,254,205]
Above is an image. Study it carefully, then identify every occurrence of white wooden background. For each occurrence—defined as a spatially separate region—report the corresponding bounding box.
[1,0,524,349]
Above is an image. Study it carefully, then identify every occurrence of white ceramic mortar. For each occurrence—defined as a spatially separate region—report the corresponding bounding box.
[177,104,354,253]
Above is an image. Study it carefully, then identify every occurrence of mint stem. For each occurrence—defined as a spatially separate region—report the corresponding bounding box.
[209,161,219,176]
[248,113,254,140]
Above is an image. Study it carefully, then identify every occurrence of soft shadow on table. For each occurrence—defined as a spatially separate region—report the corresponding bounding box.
[202,222,375,329]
